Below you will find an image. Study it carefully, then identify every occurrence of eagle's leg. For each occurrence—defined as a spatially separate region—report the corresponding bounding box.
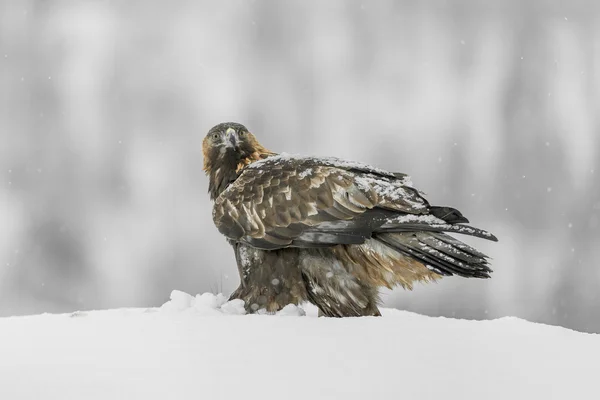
[299,248,382,317]
[230,243,308,314]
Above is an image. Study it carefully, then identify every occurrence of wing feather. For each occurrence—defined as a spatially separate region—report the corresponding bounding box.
[213,156,429,248]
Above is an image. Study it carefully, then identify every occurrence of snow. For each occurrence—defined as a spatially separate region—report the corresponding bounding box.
[250,152,400,180]
[354,174,421,205]
[0,290,598,400]
[273,303,306,317]
[387,213,447,225]
[298,167,313,179]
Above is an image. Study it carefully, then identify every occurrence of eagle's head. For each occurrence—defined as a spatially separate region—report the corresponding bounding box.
[203,122,275,199]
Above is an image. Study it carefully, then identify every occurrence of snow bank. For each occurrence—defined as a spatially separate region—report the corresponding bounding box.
[0,290,597,400]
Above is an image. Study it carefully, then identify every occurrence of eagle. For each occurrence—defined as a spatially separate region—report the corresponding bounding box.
[203,122,497,317]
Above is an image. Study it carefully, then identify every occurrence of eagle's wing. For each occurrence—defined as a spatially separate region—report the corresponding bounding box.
[213,155,496,250]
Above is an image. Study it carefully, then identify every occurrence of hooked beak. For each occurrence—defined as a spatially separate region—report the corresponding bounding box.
[225,128,238,149]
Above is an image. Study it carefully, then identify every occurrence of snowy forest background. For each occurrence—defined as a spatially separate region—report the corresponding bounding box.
[1,0,599,333]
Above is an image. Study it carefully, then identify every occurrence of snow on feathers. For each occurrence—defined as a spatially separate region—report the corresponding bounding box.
[203,122,497,317]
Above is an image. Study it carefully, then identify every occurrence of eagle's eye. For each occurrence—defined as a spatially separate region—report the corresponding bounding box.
[239,131,245,136]
[212,133,219,140]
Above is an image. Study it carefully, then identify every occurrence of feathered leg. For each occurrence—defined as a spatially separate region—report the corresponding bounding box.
[230,243,308,313]
[299,248,381,317]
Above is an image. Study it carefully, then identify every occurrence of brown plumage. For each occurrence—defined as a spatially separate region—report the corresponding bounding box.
[203,122,497,317]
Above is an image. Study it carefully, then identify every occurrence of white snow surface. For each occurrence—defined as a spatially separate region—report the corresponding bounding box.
[0,290,598,400]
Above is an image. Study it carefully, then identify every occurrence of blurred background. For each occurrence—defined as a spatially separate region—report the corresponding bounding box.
[1,0,599,332]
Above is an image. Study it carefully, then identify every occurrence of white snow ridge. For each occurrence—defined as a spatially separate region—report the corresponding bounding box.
[0,290,598,400]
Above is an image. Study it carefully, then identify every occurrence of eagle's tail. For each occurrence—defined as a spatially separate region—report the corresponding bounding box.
[376,231,493,279]
[376,204,498,243]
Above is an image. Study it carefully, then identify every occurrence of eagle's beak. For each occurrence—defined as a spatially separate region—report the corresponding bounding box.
[225,128,238,149]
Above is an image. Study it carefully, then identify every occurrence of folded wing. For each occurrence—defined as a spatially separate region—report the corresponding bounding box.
[213,154,496,251]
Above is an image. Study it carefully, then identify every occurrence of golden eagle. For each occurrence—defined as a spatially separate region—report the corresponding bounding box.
[203,122,497,317]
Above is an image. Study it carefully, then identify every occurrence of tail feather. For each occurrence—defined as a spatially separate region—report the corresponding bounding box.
[415,233,485,264]
[376,232,492,279]
[429,232,489,259]
[379,222,498,242]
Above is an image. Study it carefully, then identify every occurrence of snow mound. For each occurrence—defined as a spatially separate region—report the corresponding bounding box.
[275,303,306,316]
[0,290,598,400]
[160,290,246,315]
[160,290,309,317]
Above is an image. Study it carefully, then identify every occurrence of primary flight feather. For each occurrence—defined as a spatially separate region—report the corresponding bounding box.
[203,122,497,316]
